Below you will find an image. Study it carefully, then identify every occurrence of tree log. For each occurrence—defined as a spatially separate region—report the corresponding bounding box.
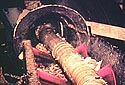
[37,24,107,85]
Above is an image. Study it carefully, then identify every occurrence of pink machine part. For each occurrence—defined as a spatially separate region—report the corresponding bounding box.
[33,43,117,84]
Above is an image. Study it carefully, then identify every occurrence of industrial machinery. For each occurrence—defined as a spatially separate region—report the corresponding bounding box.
[0,0,125,85]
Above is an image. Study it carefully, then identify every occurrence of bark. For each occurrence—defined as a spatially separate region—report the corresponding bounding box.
[23,40,40,84]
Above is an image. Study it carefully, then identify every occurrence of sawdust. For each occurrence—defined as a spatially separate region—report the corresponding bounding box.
[89,36,125,85]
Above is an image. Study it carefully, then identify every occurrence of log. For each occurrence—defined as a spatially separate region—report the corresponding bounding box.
[86,21,125,41]
[37,24,107,85]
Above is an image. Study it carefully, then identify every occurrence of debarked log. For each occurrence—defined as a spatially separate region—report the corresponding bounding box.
[37,24,107,85]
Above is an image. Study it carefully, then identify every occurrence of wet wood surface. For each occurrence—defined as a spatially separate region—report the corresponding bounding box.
[86,21,125,41]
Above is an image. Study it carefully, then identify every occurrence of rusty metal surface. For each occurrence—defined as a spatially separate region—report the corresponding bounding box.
[23,40,40,84]
[24,1,42,10]
[14,5,88,53]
